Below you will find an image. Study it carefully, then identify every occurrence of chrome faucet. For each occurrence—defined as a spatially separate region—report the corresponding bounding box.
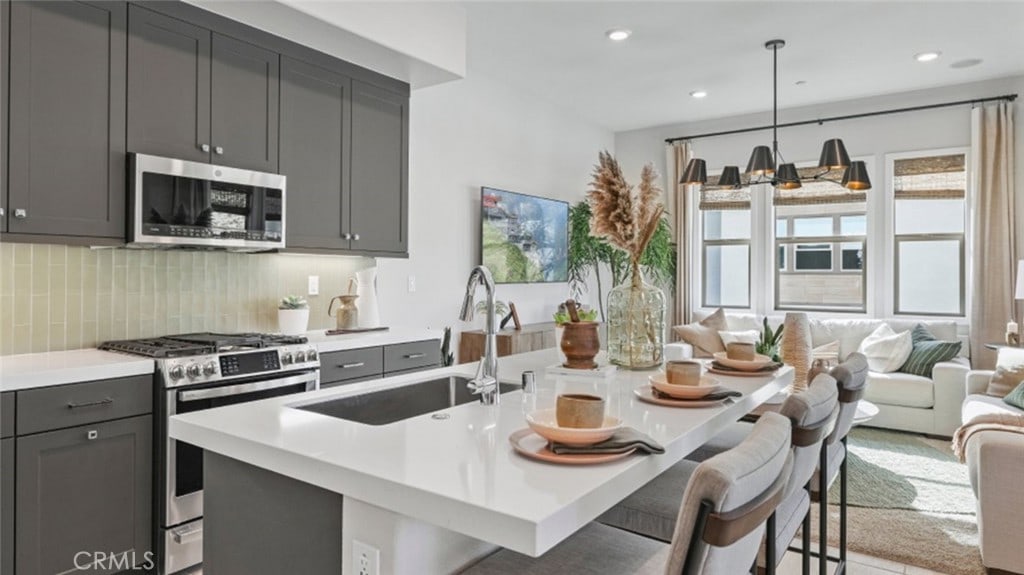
[459,265,499,405]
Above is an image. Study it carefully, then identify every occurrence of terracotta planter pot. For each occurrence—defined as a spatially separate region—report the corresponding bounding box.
[560,321,601,369]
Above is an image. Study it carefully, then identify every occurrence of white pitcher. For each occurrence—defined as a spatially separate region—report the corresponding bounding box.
[355,267,381,328]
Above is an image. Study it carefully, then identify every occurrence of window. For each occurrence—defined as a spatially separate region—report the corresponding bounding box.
[893,153,967,316]
[773,166,868,311]
[700,184,750,308]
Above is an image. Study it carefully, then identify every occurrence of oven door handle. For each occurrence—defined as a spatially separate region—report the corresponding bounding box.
[178,372,318,402]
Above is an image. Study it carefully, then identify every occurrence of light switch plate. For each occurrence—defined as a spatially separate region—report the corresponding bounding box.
[407,275,416,293]
[308,275,320,296]
[352,540,380,575]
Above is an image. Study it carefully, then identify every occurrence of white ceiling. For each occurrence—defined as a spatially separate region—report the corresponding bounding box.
[463,1,1024,132]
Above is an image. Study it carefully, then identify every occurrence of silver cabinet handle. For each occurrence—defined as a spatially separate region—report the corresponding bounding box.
[14,209,27,219]
[200,144,211,153]
[340,362,365,369]
[0,208,5,217]
[352,233,360,241]
[172,524,203,544]
[404,353,426,359]
[87,430,99,440]
[67,397,113,409]
[214,146,224,155]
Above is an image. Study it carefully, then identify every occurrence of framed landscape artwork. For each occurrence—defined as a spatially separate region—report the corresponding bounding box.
[480,187,569,284]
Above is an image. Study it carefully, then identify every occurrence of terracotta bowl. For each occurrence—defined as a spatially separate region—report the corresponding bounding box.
[526,408,622,446]
[560,322,601,370]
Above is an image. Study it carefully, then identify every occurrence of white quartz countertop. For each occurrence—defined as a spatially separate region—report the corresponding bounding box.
[169,349,792,557]
[0,349,156,392]
[0,327,442,392]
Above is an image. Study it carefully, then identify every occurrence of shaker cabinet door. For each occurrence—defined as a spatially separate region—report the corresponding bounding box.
[15,416,153,575]
[280,57,351,250]
[7,0,127,238]
[349,81,409,255]
[127,4,211,163]
[211,33,279,173]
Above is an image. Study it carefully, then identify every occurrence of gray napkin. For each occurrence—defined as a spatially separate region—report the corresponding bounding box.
[550,428,665,455]
[650,388,743,402]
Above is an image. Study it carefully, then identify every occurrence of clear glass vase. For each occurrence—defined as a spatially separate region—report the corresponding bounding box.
[606,267,665,369]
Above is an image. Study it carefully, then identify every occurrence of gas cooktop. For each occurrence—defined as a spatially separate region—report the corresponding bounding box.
[99,332,309,358]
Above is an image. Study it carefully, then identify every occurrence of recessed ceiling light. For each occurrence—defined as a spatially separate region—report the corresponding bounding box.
[606,28,631,42]
[690,90,708,99]
[915,51,941,63]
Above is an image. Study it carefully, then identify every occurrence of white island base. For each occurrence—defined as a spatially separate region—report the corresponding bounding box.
[173,350,790,574]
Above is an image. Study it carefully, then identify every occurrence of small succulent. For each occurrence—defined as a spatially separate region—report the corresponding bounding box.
[279,295,309,310]
[553,308,599,324]
[756,317,784,362]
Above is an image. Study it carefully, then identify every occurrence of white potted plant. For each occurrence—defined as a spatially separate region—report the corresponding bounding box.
[278,295,310,336]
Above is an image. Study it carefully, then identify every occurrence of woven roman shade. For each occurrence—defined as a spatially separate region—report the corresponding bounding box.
[699,185,751,210]
[774,166,866,206]
[894,154,966,199]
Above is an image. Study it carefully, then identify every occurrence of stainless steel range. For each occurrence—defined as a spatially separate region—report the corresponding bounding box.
[100,333,320,574]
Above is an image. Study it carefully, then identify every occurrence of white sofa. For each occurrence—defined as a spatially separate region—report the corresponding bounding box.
[961,371,1024,574]
[681,313,971,437]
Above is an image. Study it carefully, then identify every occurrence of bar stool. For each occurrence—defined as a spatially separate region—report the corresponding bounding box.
[598,374,840,575]
[460,413,794,575]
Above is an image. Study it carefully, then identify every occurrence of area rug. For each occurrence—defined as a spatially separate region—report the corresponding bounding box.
[808,427,985,575]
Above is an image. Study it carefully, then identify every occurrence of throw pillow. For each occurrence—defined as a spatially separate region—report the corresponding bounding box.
[986,348,1024,397]
[857,324,913,373]
[899,324,962,377]
[812,340,841,362]
[674,308,728,358]
[719,329,760,347]
[1004,381,1024,410]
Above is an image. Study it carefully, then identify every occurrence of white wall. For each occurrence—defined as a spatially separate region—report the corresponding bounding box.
[376,71,614,340]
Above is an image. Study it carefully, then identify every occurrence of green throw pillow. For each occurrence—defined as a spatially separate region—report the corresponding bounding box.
[1005,381,1024,410]
[899,324,962,377]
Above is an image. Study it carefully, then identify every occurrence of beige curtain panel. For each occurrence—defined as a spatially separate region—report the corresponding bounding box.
[970,101,1017,369]
[670,142,692,328]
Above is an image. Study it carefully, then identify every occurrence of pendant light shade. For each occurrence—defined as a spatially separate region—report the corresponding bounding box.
[818,138,851,170]
[746,146,775,176]
[717,166,742,188]
[680,158,707,184]
[841,160,872,190]
[776,163,802,190]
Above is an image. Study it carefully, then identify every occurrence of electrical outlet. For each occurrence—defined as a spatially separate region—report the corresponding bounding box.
[407,275,416,293]
[308,275,319,296]
[352,540,380,575]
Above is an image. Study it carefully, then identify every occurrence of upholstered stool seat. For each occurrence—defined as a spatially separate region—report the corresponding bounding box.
[596,459,700,542]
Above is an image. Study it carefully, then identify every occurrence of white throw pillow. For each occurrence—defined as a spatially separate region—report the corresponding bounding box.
[812,340,841,361]
[857,324,913,373]
[719,330,760,347]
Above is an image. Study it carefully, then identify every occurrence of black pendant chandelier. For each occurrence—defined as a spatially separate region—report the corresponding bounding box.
[680,39,871,191]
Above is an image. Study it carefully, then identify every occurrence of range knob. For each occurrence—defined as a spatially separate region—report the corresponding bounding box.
[186,363,201,379]
[281,352,293,365]
[203,361,218,376]
[168,365,185,381]
[307,349,318,361]
[294,350,306,363]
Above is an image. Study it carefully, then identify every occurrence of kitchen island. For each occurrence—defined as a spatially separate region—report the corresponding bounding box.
[169,349,791,574]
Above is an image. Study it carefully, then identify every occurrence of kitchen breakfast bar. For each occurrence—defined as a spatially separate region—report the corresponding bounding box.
[168,349,792,574]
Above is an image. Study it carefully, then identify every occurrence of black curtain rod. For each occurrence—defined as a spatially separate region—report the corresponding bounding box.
[664,93,1018,144]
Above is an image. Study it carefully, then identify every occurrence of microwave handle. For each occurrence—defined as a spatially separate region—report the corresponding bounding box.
[178,372,317,402]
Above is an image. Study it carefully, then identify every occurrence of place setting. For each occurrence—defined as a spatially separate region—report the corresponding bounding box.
[510,394,664,465]
[634,358,743,407]
[707,341,784,377]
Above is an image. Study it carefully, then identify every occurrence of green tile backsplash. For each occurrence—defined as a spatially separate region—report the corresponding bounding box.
[0,243,373,355]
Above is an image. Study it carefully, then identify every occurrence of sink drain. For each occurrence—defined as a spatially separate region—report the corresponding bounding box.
[431,413,450,420]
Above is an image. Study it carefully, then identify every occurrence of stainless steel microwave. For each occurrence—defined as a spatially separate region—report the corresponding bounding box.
[128,153,286,251]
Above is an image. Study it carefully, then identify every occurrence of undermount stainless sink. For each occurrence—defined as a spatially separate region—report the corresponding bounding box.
[294,376,520,425]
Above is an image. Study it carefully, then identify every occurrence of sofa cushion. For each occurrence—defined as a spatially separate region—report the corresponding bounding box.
[857,324,913,373]
[864,371,935,408]
[899,324,962,377]
[963,393,1024,423]
[810,319,885,360]
[674,308,728,358]
[986,348,1024,397]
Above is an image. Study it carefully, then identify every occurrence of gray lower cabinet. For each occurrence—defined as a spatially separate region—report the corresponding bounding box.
[2,438,13,575]
[349,81,410,256]
[15,415,153,575]
[280,56,352,251]
[319,341,440,388]
[6,0,127,239]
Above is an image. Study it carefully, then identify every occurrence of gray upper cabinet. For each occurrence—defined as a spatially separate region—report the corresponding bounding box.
[280,57,351,251]
[127,4,211,163]
[16,415,152,575]
[211,33,279,173]
[1,0,8,234]
[349,81,409,256]
[6,0,127,239]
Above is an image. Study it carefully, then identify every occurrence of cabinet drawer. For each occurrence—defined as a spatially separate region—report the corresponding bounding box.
[319,347,383,385]
[384,340,441,374]
[17,375,153,435]
[1,393,13,438]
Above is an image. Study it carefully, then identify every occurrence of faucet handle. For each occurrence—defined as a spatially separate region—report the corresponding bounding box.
[467,375,498,395]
